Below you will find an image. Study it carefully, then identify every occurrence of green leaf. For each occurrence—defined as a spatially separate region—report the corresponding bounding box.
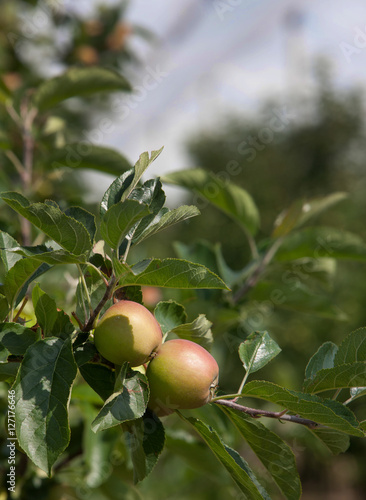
[1,192,92,256]
[297,192,348,227]
[0,297,8,321]
[154,300,187,335]
[32,284,74,338]
[221,407,301,500]
[49,144,131,176]
[305,342,338,380]
[100,199,151,250]
[128,409,165,483]
[310,427,350,455]
[9,245,88,265]
[64,206,96,245]
[169,314,213,350]
[275,227,366,262]
[0,231,23,271]
[181,414,271,499]
[91,370,149,432]
[33,66,131,111]
[100,169,135,217]
[239,331,281,375]
[118,258,229,290]
[3,257,46,307]
[162,168,260,235]
[79,363,115,402]
[272,193,347,238]
[0,323,41,355]
[272,199,305,238]
[121,148,164,203]
[14,337,77,475]
[303,362,366,394]
[334,327,366,365]
[240,380,364,437]
[132,205,200,245]
[0,362,20,383]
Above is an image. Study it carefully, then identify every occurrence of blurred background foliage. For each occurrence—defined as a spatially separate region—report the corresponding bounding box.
[1,1,366,499]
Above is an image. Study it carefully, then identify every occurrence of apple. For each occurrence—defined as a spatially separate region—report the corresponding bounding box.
[93,300,162,367]
[146,339,219,416]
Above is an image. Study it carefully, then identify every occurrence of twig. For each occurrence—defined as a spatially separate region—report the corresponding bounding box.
[82,275,117,332]
[13,296,29,322]
[232,237,284,303]
[214,398,320,429]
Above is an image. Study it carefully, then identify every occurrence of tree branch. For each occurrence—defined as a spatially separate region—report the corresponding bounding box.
[214,398,320,429]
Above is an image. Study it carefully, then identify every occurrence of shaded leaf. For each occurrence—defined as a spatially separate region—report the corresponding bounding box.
[33,66,131,111]
[0,322,41,355]
[32,284,74,338]
[221,407,301,500]
[79,362,115,402]
[303,362,366,394]
[181,414,270,499]
[3,257,45,307]
[128,409,165,483]
[310,427,350,455]
[0,362,20,383]
[91,370,149,432]
[163,168,260,235]
[49,143,131,176]
[275,227,366,262]
[14,337,77,475]
[0,231,23,271]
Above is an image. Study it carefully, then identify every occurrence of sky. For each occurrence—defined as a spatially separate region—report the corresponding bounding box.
[72,0,366,202]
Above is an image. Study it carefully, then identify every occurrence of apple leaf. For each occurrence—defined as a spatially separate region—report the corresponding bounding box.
[275,227,366,262]
[78,363,115,402]
[0,231,23,271]
[162,168,260,235]
[91,370,149,432]
[154,300,187,335]
[0,322,41,355]
[118,258,229,290]
[169,314,213,350]
[32,284,74,339]
[239,331,281,375]
[310,427,350,455]
[14,337,77,475]
[334,327,366,365]
[181,414,271,499]
[49,143,132,176]
[128,409,165,483]
[240,380,364,437]
[100,199,151,250]
[305,342,338,380]
[221,407,301,500]
[1,192,92,256]
[0,362,20,383]
[33,66,131,111]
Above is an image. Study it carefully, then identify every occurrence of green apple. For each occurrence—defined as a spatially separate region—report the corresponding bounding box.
[93,300,162,367]
[146,339,219,416]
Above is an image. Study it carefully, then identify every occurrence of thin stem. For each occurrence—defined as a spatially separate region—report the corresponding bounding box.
[242,226,259,261]
[86,262,109,286]
[214,399,320,429]
[233,237,284,304]
[13,296,29,322]
[234,372,250,402]
[122,237,132,263]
